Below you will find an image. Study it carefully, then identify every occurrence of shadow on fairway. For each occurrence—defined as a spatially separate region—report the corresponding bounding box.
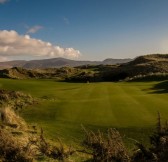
[150,80,168,94]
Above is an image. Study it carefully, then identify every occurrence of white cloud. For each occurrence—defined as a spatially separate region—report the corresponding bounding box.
[27,25,43,34]
[0,30,81,59]
[0,0,8,4]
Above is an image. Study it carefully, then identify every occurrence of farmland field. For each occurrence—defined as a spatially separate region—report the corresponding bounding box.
[0,78,168,148]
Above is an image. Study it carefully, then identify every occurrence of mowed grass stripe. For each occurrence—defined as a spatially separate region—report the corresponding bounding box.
[134,94,168,123]
[116,84,156,126]
[55,83,118,125]
[123,82,168,124]
[79,83,118,126]
[105,84,152,127]
[55,83,95,122]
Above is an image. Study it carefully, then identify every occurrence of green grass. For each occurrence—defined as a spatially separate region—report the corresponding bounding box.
[0,78,168,149]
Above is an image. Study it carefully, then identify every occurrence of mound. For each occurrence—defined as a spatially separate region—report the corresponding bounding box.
[0,89,35,109]
[101,54,168,81]
[129,54,168,65]
[67,54,168,82]
[1,106,27,129]
[0,66,80,80]
[0,67,47,79]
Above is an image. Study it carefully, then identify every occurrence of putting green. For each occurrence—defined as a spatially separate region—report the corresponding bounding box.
[0,78,167,147]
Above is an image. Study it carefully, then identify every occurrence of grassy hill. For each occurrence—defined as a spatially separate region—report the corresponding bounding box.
[67,54,168,82]
[0,54,168,82]
[0,66,81,80]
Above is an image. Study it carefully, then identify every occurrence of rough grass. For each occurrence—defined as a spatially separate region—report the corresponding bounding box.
[0,79,167,150]
[0,106,75,161]
[1,106,27,129]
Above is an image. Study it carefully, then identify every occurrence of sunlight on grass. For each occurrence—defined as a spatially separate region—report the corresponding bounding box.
[0,79,167,148]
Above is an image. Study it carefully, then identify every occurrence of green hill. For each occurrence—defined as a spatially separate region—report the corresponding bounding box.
[0,66,80,80]
[0,54,168,82]
[67,54,168,82]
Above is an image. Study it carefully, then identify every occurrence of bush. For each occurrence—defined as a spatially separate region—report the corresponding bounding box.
[36,128,75,160]
[0,128,33,162]
[83,127,130,162]
[132,113,168,162]
[0,90,36,110]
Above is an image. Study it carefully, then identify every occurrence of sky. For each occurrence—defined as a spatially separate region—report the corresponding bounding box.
[0,0,168,61]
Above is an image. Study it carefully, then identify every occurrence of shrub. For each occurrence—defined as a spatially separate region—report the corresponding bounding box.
[0,90,36,110]
[36,128,75,160]
[0,128,33,162]
[83,127,130,162]
[132,113,168,162]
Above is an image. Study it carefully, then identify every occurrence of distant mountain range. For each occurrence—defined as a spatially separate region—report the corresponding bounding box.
[0,57,132,69]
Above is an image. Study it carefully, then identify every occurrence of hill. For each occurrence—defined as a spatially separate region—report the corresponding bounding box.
[0,57,132,69]
[0,66,81,79]
[67,54,168,82]
[0,54,168,81]
[0,60,27,69]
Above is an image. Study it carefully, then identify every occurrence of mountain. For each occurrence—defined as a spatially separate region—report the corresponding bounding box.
[0,60,27,69]
[0,57,132,69]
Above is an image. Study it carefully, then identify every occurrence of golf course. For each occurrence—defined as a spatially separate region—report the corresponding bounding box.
[0,78,167,148]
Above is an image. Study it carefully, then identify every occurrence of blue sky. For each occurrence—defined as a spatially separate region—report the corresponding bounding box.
[0,0,168,61]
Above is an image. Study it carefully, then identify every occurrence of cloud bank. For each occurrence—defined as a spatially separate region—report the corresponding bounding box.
[0,30,81,60]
